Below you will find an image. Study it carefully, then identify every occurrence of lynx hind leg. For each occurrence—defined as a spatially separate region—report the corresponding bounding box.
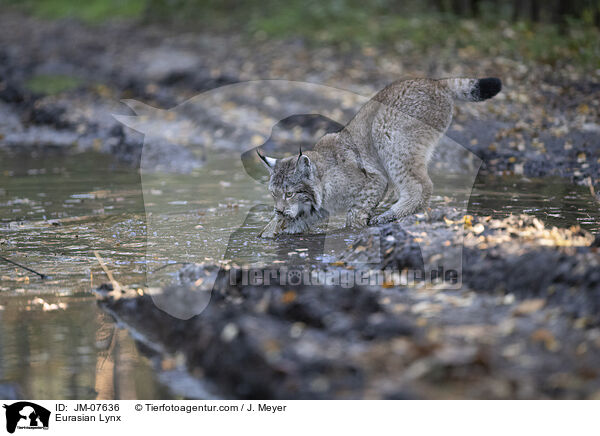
[370,163,433,225]
[369,110,440,225]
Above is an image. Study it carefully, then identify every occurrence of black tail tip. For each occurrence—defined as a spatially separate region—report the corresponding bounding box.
[477,77,502,100]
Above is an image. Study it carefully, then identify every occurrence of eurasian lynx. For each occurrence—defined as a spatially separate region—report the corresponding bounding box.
[258,77,502,237]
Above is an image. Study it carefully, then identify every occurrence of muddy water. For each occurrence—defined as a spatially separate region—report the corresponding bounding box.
[0,295,173,399]
[0,150,174,399]
[470,174,600,233]
[0,149,598,399]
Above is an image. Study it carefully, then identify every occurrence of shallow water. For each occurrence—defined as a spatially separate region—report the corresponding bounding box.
[0,294,173,399]
[0,151,175,399]
[470,174,600,233]
[0,149,598,399]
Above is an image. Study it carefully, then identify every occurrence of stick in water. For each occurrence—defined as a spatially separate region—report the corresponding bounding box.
[0,255,48,279]
[93,251,122,292]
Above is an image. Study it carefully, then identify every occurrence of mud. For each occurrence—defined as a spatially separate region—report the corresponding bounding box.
[98,213,600,399]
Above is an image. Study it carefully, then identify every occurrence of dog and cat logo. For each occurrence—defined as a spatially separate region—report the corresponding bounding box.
[2,402,50,433]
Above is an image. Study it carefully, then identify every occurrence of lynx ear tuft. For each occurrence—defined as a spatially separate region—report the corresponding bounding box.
[257,149,277,171]
[296,154,311,174]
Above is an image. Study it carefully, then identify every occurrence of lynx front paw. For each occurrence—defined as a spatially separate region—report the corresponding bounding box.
[369,211,397,225]
[346,210,371,228]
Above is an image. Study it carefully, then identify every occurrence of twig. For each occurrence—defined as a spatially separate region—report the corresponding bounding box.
[93,251,122,292]
[151,261,190,273]
[98,325,117,371]
[0,255,48,279]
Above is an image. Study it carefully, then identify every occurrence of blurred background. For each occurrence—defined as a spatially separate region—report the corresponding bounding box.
[2,0,599,67]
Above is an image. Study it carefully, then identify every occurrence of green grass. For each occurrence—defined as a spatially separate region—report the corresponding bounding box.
[25,74,83,95]
[4,0,146,23]
[144,0,600,69]
[243,2,600,68]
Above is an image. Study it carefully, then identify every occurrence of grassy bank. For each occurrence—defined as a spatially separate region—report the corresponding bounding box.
[3,0,600,69]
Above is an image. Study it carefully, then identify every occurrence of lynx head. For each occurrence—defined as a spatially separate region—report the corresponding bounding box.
[258,148,323,223]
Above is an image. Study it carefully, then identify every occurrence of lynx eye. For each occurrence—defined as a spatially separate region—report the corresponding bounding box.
[284,192,296,200]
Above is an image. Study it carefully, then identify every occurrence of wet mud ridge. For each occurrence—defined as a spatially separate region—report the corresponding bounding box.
[98,214,600,399]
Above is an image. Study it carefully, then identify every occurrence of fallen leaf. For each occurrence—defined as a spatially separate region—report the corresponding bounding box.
[513,298,545,316]
[531,328,559,351]
[282,290,297,303]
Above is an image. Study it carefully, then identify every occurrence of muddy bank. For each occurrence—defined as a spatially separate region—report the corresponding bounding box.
[97,213,600,399]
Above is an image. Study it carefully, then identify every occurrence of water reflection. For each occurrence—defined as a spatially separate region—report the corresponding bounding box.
[0,295,172,399]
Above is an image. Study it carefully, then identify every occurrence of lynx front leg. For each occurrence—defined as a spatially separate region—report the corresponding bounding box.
[258,214,286,238]
[346,172,387,228]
